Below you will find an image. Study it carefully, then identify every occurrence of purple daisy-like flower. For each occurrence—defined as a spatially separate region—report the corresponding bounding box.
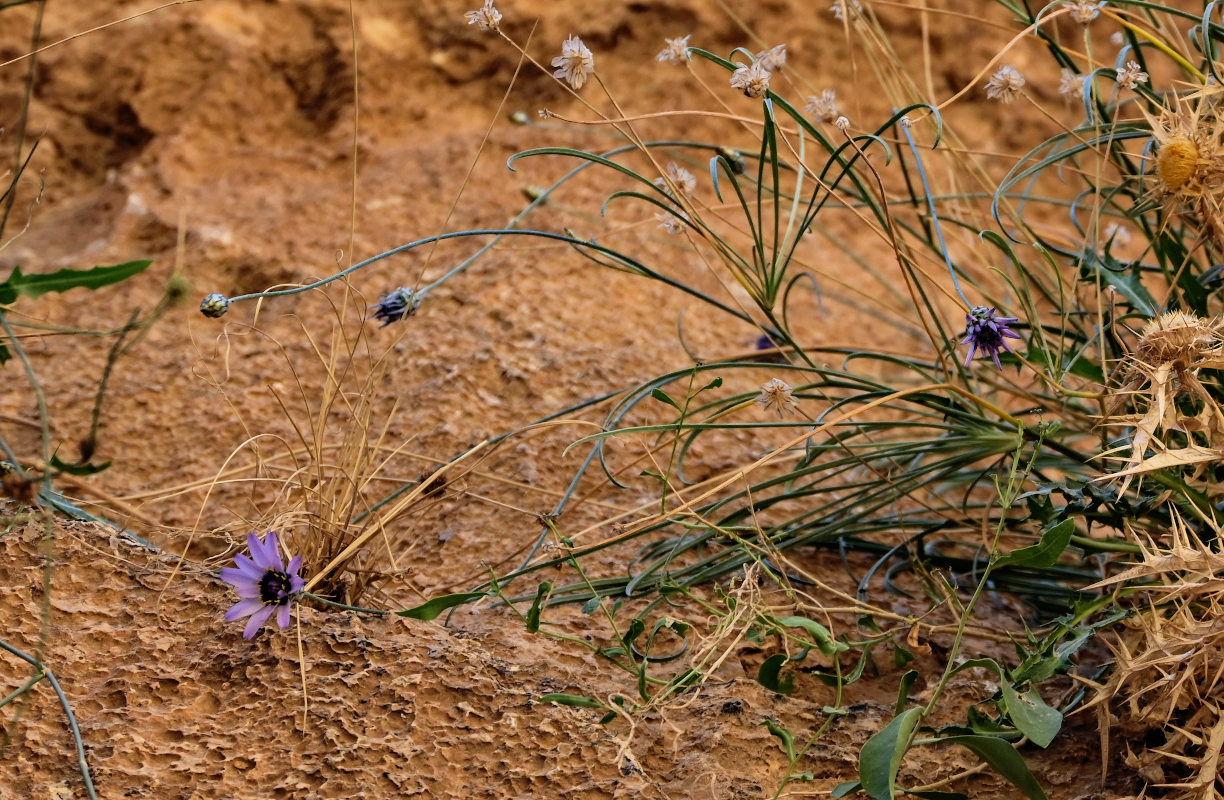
[960,305,1022,369]
[220,532,304,639]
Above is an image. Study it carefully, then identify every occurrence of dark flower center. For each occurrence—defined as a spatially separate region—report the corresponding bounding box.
[259,570,294,605]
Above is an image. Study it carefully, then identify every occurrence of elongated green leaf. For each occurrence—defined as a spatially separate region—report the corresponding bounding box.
[859,707,922,800]
[831,782,861,798]
[396,591,486,620]
[777,615,848,656]
[763,718,796,761]
[651,388,681,410]
[526,580,551,633]
[999,684,1062,748]
[539,693,607,709]
[940,735,1048,800]
[1,260,153,302]
[996,520,1074,569]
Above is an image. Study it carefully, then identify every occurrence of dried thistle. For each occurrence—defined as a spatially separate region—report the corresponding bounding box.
[1138,88,1224,247]
[1102,311,1224,495]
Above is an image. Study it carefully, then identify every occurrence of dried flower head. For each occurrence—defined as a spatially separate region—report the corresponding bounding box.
[960,306,1022,369]
[655,211,688,235]
[1064,0,1104,24]
[1102,222,1132,248]
[657,35,691,65]
[200,293,230,318]
[755,378,799,417]
[1059,69,1086,98]
[654,162,697,197]
[1104,311,1224,494]
[464,0,502,32]
[730,60,772,98]
[831,0,862,20]
[755,44,787,72]
[370,287,421,327]
[220,532,305,639]
[834,115,851,131]
[985,65,1025,103]
[804,89,839,123]
[552,35,595,90]
[1116,60,1148,90]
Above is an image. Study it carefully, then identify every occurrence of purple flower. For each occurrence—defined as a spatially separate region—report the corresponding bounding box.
[960,305,1022,369]
[369,287,420,327]
[220,532,304,639]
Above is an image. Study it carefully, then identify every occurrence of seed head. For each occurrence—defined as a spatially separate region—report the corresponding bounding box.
[656,35,691,65]
[552,35,595,91]
[755,378,799,417]
[1059,69,1086,98]
[730,60,772,99]
[804,89,839,123]
[755,44,787,72]
[1116,60,1148,91]
[1156,137,1200,192]
[831,0,862,20]
[985,65,1025,104]
[960,306,1022,369]
[200,293,230,318]
[1064,0,1104,24]
[656,212,687,235]
[1135,311,1222,368]
[464,0,502,32]
[654,162,697,198]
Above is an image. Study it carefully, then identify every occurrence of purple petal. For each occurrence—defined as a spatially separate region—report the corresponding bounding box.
[220,570,260,598]
[243,605,276,639]
[276,603,292,629]
[232,553,264,580]
[225,598,265,622]
[1001,328,1022,340]
[289,574,305,594]
[286,555,302,576]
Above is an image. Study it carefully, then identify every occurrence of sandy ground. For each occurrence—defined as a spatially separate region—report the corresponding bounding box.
[0,1,1138,797]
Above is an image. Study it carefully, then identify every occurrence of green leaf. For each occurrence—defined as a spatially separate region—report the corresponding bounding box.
[831,782,861,799]
[776,615,848,656]
[1079,252,1156,316]
[895,670,918,717]
[996,519,1074,569]
[651,387,681,410]
[859,707,922,800]
[581,596,602,615]
[49,452,111,476]
[758,653,795,695]
[1,259,153,301]
[763,718,796,761]
[539,693,607,709]
[940,735,1048,800]
[999,684,1062,748]
[526,580,551,633]
[396,591,487,620]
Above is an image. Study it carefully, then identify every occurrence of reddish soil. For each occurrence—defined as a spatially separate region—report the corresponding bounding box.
[0,2,1138,798]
